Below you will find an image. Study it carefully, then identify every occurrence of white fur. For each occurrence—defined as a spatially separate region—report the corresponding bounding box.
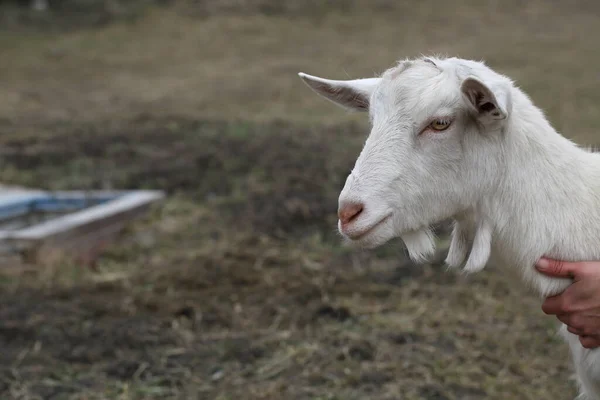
[463,218,493,273]
[400,227,437,264]
[445,215,473,269]
[299,56,600,399]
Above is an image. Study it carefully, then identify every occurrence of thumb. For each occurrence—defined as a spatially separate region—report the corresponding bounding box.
[535,257,588,279]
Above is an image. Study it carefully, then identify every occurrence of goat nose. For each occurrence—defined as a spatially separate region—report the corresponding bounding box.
[338,203,364,225]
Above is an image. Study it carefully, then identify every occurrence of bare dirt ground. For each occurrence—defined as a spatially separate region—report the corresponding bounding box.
[1,1,600,399]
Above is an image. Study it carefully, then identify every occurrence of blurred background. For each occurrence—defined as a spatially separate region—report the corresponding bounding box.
[0,1,599,399]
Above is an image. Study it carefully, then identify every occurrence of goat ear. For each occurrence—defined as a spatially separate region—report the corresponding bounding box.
[460,77,510,123]
[298,72,380,112]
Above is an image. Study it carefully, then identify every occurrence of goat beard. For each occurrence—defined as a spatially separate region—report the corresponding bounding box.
[401,215,493,273]
[401,227,438,264]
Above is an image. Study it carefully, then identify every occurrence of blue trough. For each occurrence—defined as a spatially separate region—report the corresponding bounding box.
[0,189,165,265]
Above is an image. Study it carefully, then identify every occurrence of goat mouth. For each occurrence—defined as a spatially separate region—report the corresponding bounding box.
[344,214,392,241]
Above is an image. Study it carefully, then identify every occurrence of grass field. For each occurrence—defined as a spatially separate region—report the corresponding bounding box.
[1,1,600,399]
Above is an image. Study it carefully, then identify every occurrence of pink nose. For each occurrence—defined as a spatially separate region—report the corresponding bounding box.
[338,202,364,225]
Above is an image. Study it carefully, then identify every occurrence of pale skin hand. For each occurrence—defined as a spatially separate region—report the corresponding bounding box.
[536,257,600,349]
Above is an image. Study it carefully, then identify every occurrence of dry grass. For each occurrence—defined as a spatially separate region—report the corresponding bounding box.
[0,0,599,145]
[0,117,577,400]
[0,1,599,399]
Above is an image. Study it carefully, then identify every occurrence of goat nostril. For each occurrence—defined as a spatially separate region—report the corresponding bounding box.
[338,203,364,225]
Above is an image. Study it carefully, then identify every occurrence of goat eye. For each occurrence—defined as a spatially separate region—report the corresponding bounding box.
[430,119,452,131]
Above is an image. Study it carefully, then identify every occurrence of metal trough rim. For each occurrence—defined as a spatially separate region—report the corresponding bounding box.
[0,190,165,242]
[0,191,117,222]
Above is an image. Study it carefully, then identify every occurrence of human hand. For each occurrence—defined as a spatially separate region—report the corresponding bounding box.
[536,257,600,349]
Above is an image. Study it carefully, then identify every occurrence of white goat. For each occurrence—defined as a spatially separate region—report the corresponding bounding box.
[298,56,600,399]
